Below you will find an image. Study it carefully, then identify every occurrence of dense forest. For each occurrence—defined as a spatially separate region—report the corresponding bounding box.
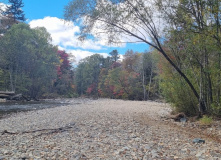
[0,23,75,99]
[0,0,75,99]
[1,0,221,117]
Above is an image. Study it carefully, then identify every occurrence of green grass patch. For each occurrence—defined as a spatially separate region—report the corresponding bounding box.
[199,115,213,126]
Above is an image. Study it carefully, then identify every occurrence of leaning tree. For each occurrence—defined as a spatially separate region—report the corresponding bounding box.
[64,0,206,113]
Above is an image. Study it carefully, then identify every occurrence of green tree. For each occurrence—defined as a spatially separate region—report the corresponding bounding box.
[109,49,120,62]
[75,54,104,97]
[0,23,59,99]
[4,0,25,23]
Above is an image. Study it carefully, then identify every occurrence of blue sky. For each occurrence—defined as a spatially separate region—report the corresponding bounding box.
[4,0,149,62]
[23,0,69,20]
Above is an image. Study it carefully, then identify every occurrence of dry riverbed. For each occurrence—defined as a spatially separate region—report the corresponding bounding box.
[0,98,221,159]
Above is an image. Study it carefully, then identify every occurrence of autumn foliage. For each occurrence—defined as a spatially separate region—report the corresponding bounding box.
[74,50,158,100]
[54,50,75,96]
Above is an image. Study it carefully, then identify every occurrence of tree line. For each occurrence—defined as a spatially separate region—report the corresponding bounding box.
[74,50,159,100]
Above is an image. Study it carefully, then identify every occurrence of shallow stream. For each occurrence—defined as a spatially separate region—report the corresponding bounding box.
[0,100,70,119]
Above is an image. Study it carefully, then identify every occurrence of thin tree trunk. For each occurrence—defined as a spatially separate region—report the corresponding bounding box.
[205,51,213,110]
[199,52,207,114]
[14,64,19,93]
[218,52,221,104]
[142,59,147,100]
[147,66,153,100]
[199,66,203,113]
[9,69,14,92]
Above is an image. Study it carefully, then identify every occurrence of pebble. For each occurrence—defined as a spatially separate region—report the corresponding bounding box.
[193,138,205,144]
[0,99,220,159]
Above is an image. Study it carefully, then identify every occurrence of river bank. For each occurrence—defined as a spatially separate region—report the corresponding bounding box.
[0,98,221,159]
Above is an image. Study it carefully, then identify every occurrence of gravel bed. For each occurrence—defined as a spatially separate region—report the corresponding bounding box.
[0,99,220,159]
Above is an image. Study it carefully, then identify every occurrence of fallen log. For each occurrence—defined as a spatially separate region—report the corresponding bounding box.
[0,91,15,95]
[9,94,23,100]
[0,94,10,98]
[0,92,31,101]
[0,91,15,99]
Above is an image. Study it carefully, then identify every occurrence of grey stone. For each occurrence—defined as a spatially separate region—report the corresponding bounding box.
[192,138,205,144]
[145,145,151,150]
[180,118,187,122]
[151,150,158,158]
[122,147,130,151]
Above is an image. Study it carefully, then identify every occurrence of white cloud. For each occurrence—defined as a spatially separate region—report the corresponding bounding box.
[64,48,109,63]
[29,16,108,50]
[0,3,8,17]
[119,54,124,62]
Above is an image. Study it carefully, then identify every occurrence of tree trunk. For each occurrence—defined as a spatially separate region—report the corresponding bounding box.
[147,66,153,100]
[218,52,221,104]
[9,69,14,92]
[142,58,147,100]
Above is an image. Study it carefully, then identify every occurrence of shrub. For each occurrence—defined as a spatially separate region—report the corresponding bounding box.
[160,74,198,116]
[199,115,213,126]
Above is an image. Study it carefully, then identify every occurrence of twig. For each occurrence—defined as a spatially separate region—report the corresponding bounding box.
[1,123,76,137]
